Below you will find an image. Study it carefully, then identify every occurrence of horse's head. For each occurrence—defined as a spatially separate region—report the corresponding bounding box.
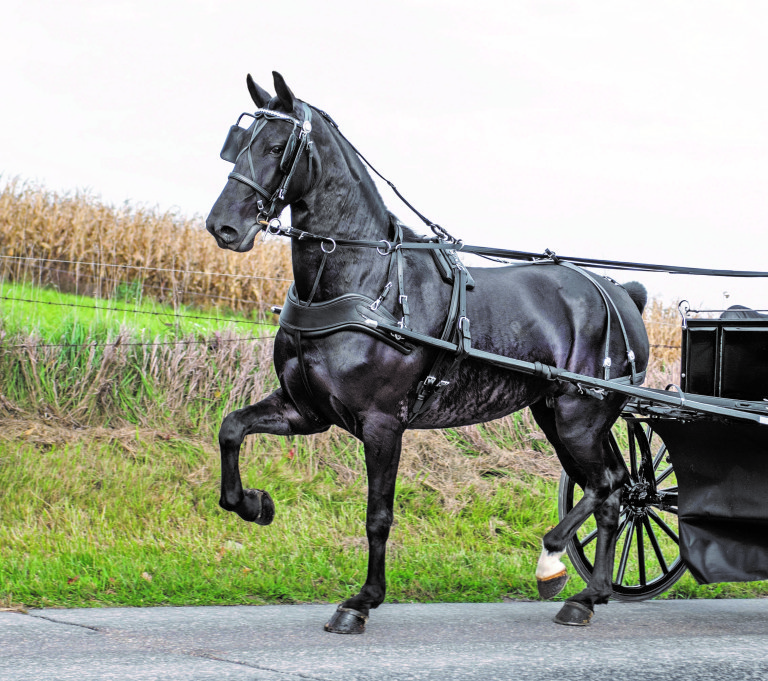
[206,72,317,252]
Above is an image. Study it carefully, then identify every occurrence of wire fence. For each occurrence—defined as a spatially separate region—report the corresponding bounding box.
[0,335,276,351]
[0,254,681,352]
[0,293,270,327]
[0,254,292,282]
[0,246,294,318]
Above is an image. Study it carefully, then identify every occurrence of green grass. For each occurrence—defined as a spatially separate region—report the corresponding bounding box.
[3,432,767,611]
[2,281,768,610]
[0,434,562,608]
[0,279,275,342]
[0,280,280,429]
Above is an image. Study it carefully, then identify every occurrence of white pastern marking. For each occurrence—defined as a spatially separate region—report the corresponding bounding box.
[535,546,566,580]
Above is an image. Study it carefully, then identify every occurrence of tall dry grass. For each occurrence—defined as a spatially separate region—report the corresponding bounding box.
[642,298,682,388]
[0,180,293,313]
[0,178,689,500]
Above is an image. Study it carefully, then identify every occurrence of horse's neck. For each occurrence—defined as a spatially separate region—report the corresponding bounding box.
[289,130,394,302]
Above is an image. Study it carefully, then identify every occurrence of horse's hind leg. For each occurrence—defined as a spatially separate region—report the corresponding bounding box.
[325,414,404,635]
[218,388,329,523]
[530,398,628,625]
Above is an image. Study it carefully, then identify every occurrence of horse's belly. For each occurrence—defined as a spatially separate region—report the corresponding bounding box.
[408,360,549,429]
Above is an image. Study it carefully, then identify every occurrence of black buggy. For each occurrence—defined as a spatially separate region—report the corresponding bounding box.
[560,305,768,599]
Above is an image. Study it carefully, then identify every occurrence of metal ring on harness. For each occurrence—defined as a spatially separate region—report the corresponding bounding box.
[321,237,337,254]
[377,240,393,256]
[267,218,283,235]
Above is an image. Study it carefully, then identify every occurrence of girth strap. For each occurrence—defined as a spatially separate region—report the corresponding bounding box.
[409,264,472,422]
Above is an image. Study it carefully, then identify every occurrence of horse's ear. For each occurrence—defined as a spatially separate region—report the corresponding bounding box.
[246,74,271,108]
[272,71,295,112]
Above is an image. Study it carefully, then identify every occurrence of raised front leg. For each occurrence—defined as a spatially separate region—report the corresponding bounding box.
[325,414,404,635]
[218,388,328,524]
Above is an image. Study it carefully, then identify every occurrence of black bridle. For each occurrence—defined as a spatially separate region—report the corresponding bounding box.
[220,103,315,222]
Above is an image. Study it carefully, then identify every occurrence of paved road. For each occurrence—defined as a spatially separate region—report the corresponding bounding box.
[3,600,768,680]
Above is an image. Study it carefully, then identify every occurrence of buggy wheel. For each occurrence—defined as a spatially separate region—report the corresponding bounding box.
[558,420,687,601]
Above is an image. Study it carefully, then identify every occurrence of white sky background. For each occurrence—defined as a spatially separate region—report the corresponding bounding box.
[2,0,767,310]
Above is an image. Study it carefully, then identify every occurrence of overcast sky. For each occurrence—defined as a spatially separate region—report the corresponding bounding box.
[3,0,767,309]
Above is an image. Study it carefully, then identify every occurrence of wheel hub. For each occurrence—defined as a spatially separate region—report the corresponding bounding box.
[624,481,651,517]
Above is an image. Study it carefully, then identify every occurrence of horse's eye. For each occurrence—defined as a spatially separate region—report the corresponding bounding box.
[270,146,284,155]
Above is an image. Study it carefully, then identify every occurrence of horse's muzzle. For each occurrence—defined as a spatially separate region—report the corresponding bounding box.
[207,222,260,252]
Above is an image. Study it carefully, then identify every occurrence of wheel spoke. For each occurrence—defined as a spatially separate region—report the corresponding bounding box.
[614,511,630,543]
[653,444,668,471]
[610,434,632,481]
[656,465,674,486]
[656,493,678,510]
[628,427,639,479]
[643,515,669,575]
[636,520,646,586]
[615,518,636,585]
[648,509,679,544]
[578,527,598,549]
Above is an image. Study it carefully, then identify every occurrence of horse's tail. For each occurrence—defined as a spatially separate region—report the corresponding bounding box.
[622,281,648,314]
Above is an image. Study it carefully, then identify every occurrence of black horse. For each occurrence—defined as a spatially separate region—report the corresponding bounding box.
[206,72,650,632]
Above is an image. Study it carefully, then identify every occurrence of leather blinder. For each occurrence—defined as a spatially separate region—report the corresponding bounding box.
[220,124,248,163]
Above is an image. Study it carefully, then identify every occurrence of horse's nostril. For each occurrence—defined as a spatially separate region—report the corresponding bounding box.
[217,225,239,243]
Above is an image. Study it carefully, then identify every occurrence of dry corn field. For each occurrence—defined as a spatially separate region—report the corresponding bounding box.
[0,181,683,357]
[0,180,686,495]
[0,180,292,314]
[0,180,682,383]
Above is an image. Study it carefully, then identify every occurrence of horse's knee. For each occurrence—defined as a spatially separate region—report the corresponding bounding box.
[219,410,247,449]
[366,509,393,541]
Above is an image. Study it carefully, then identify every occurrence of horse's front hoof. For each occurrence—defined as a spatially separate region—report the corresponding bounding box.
[553,600,593,626]
[324,606,368,634]
[537,569,569,600]
[241,488,275,525]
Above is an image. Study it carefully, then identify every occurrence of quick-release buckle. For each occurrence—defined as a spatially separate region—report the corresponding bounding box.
[369,283,392,311]
[423,376,449,391]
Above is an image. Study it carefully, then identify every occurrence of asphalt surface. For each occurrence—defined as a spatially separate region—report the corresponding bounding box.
[3,600,768,680]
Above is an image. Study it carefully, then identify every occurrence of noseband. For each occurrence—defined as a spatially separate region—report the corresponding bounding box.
[220,103,315,220]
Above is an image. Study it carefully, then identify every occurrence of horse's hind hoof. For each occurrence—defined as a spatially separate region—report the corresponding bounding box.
[553,600,593,626]
[537,569,569,600]
[244,488,275,525]
[324,607,368,634]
